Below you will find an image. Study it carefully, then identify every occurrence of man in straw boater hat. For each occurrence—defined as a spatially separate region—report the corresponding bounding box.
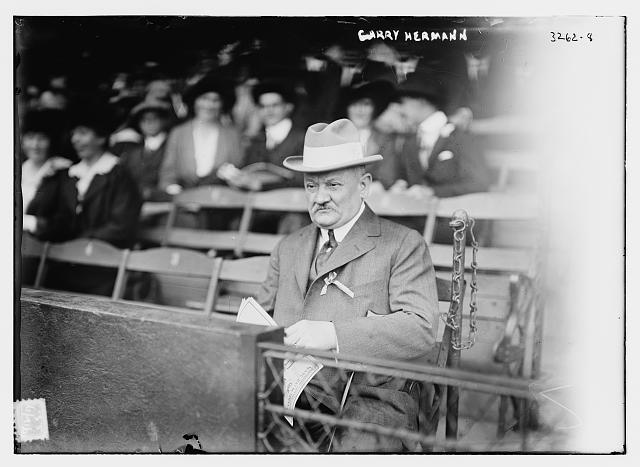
[256,118,439,452]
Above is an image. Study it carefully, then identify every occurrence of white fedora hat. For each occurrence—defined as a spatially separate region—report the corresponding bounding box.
[283,118,383,173]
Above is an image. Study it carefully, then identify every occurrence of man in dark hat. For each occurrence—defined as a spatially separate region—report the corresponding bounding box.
[392,70,491,199]
[222,80,308,233]
[241,80,306,189]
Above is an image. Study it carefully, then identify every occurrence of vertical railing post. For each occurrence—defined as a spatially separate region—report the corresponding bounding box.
[445,210,469,446]
[255,345,266,453]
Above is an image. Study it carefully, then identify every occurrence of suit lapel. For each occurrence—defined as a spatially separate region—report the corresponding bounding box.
[294,223,320,293]
[403,135,424,185]
[214,126,227,166]
[426,134,450,170]
[314,205,380,281]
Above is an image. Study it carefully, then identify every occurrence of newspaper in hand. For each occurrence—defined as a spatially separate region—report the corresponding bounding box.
[236,298,323,426]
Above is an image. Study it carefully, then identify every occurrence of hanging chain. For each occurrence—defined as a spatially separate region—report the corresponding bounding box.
[462,218,479,350]
[441,212,479,350]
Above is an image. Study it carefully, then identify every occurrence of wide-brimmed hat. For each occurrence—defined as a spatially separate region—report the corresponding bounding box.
[182,76,236,113]
[129,99,172,121]
[21,109,62,138]
[283,119,383,173]
[69,102,116,137]
[342,80,395,119]
[251,79,297,105]
[395,69,445,109]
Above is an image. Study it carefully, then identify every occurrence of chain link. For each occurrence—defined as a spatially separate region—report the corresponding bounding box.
[441,212,479,350]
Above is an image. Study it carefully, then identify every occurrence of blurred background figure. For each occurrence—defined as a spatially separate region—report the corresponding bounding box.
[338,80,398,190]
[357,42,400,85]
[158,76,244,195]
[242,80,305,187]
[393,70,491,199]
[37,104,143,295]
[112,100,173,201]
[21,109,73,241]
[65,105,142,248]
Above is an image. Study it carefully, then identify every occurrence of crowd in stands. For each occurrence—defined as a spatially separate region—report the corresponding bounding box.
[19,37,523,294]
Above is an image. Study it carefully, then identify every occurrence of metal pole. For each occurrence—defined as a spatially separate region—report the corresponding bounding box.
[445,210,469,445]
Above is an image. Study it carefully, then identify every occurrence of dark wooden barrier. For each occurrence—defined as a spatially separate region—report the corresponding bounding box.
[17,288,282,453]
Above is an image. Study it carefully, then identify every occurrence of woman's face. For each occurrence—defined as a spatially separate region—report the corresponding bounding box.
[22,132,51,164]
[71,126,105,160]
[194,92,223,122]
[347,98,375,130]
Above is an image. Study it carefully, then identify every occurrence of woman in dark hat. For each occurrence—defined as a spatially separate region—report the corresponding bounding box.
[112,99,173,201]
[158,76,244,195]
[339,80,400,190]
[21,109,73,241]
[34,103,143,296]
[20,109,73,286]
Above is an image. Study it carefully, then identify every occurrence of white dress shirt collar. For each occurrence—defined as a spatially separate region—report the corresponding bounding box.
[418,110,448,146]
[144,132,167,151]
[265,118,292,149]
[319,201,366,246]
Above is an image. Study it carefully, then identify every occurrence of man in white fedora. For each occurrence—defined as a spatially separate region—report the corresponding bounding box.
[256,118,439,452]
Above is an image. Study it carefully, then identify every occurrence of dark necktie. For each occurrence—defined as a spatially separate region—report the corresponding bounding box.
[314,229,338,275]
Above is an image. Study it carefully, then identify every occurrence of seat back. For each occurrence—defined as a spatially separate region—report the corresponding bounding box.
[21,234,48,287]
[235,189,308,256]
[112,247,223,315]
[21,233,46,259]
[248,188,308,213]
[209,256,272,314]
[484,150,539,192]
[425,192,538,275]
[35,238,127,290]
[140,186,253,255]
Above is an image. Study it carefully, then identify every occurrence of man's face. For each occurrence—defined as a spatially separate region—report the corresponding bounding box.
[397,96,430,130]
[138,111,167,137]
[304,167,371,230]
[258,92,293,127]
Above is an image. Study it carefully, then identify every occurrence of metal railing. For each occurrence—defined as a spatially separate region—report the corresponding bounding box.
[256,342,539,453]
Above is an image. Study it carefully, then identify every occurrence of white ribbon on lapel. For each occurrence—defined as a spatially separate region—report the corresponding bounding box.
[320,271,354,298]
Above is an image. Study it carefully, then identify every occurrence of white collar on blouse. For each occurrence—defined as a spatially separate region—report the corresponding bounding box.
[265,118,292,149]
[68,152,119,199]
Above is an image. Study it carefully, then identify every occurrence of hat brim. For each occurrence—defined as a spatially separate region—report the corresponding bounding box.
[282,154,383,173]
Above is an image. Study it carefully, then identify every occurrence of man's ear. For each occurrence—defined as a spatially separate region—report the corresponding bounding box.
[359,171,372,199]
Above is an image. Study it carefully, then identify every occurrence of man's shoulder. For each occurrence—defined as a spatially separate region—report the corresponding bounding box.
[274,222,315,251]
[377,216,423,244]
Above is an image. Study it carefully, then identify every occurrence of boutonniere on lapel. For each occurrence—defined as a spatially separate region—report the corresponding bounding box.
[320,271,354,298]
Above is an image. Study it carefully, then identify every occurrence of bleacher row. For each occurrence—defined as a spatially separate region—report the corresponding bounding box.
[138,186,539,272]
